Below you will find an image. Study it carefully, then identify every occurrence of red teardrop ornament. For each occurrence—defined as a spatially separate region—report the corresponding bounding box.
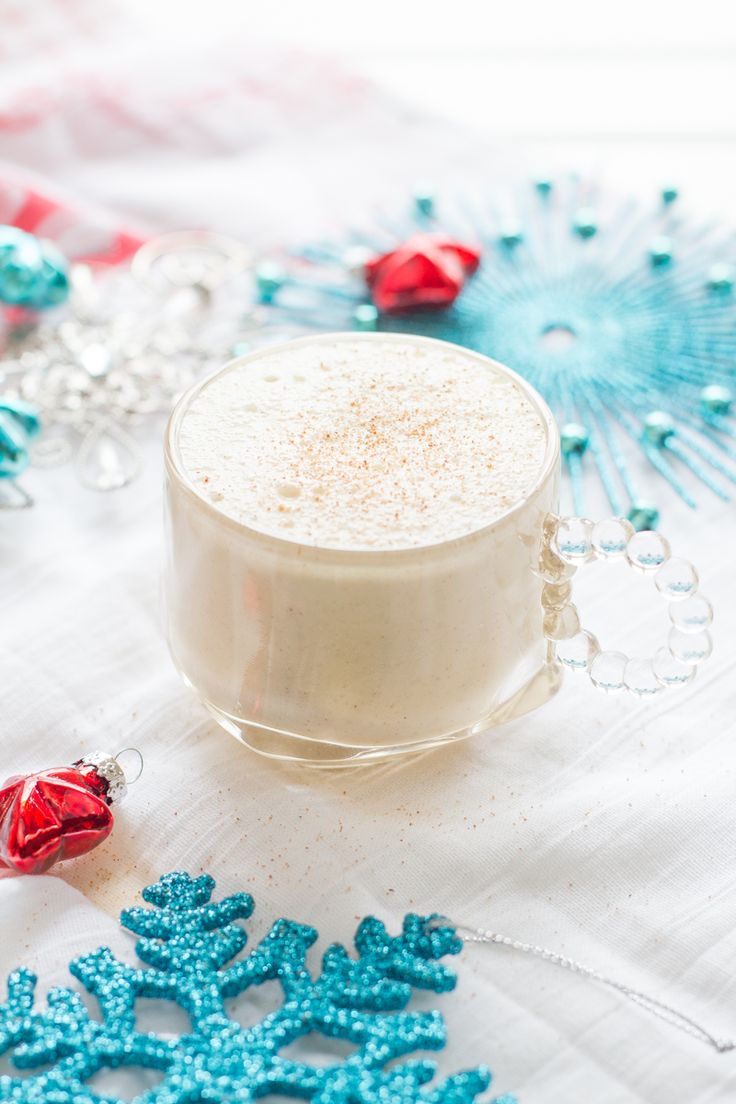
[0,766,113,875]
[365,233,481,313]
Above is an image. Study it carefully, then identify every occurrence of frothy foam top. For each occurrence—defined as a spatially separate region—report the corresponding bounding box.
[177,338,548,550]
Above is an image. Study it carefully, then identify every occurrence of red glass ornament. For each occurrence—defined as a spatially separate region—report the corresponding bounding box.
[364,234,481,313]
[0,761,115,875]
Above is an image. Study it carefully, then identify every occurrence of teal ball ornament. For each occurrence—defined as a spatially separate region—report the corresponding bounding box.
[0,226,69,310]
[353,303,379,331]
[255,261,285,304]
[413,185,435,217]
[0,412,29,479]
[627,500,660,531]
[560,422,590,456]
[0,397,41,440]
[642,411,676,446]
[34,245,70,307]
[700,383,732,415]
[573,208,597,239]
[649,236,673,267]
[499,224,524,248]
[0,397,42,479]
[706,263,733,293]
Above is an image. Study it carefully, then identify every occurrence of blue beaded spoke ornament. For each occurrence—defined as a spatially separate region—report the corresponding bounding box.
[0,871,513,1104]
[252,176,736,528]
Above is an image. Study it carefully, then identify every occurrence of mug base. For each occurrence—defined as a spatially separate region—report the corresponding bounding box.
[191,661,564,768]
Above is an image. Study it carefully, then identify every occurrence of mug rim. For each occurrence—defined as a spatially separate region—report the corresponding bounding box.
[164,330,561,561]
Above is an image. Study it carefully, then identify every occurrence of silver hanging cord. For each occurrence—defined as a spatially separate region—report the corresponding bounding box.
[113,747,144,785]
[435,919,734,1054]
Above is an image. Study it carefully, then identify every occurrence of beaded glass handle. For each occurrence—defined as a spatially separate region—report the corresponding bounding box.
[541,516,713,695]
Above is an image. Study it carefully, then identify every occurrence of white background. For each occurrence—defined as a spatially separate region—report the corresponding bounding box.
[123,0,736,214]
[130,0,736,139]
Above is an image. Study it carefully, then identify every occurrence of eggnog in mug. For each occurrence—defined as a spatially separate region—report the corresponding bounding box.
[164,333,560,763]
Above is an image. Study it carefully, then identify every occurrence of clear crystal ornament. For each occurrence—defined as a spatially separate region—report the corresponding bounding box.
[76,421,141,491]
[131,231,253,294]
[29,432,73,467]
[0,480,32,509]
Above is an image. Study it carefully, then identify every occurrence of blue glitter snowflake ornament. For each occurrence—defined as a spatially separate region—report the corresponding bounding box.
[0,871,513,1104]
[251,176,736,526]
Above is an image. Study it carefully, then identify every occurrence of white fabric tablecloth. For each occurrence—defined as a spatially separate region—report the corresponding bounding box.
[1,6,735,1101]
[4,445,735,1103]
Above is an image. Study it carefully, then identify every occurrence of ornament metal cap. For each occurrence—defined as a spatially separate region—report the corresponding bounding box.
[73,747,143,806]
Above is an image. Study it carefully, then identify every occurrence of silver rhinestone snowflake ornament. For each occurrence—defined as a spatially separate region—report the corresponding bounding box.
[0,871,513,1104]
[0,234,266,496]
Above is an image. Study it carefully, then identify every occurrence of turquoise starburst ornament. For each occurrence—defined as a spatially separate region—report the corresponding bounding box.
[0,872,513,1104]
[252,176,736,526]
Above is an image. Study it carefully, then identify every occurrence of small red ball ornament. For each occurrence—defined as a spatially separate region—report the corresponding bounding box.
[364,234,481,313]
[0,751,130,875]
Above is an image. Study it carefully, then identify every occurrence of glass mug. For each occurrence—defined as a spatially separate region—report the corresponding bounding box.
[163,333,713,764]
